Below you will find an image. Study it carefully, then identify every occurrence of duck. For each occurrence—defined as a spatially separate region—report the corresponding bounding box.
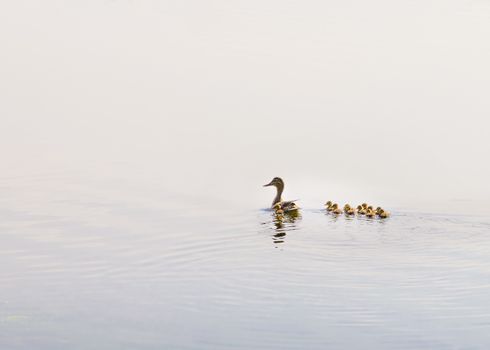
[343,204,356,215]
[325,201,334,211]
[264,177,300,212]
[330,203,343,215]
[366,208,376,218]
[273,205,285,215]
[357,205,367,215]
[377,208,390,219]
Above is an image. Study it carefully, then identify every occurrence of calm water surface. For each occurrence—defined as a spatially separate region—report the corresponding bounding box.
[1,173,490,349]
[2,0,490,348]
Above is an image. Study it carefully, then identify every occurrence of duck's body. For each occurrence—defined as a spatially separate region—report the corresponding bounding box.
[264,177,299,213]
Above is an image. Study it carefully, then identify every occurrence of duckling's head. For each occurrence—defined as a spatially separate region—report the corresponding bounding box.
[376,207,382,214]
[367,205,373,210]
[272,202,282,210]
[331,203,338,209]
[361,203,368,209]
[357,205,362,210]
[344,204,351,210]
[264,177,284,189]
[325,201,333,207]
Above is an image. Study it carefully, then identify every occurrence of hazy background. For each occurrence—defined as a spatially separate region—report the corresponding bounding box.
[1,0,490,212]
[2,3,490,349]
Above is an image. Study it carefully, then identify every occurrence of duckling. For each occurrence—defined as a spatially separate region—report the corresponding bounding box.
[344,204,355,215]
[330,203,343,215]
[378,209,390,219]
[357,205,366,215]
[361,203,368,209]
[367,205,373,211]
[375,207,382,215]
[274,207,285,215]
[325,201,334,211]
[366,209,376,218]
[273,200,299,213]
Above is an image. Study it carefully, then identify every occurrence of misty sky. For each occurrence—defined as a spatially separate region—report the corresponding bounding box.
[1,1,489,210]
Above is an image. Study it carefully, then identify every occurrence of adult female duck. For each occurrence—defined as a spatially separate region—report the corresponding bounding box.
[263,177,300,212]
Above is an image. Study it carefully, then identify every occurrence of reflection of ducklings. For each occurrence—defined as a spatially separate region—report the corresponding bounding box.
[344,204,355,215]
[330,203,343,214]
[378,209,390,219]
[366,209,376,218]
[357,205,366,215]
[325,201,333,211]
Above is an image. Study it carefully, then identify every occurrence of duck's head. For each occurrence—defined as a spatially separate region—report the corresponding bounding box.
[264,177,284,189]
[331,203,338,209]
[325,200,333,207]
[361,203,368,209]
[344,204,351,210]
[375,207,382,214]
[357,205,362,210]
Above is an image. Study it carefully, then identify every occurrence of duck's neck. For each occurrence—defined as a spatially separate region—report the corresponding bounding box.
[272,185,283,207]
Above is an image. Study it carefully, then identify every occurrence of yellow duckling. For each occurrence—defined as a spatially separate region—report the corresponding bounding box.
[367,205,373,211]
[273,201,299,213]
[366,209,376,218]
[325,201,334,211]
[330,203,343,215]
[343,204,355,215]
[275,207,284,215]
[378,209,390,219]
[361,203,368,209]
[357,205,366,215]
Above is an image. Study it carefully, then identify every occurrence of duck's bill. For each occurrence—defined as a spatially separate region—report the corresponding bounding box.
[263,182,273,187]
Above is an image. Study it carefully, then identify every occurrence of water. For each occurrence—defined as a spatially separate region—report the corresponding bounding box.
[1,173,490,349]
[2,0,490,348]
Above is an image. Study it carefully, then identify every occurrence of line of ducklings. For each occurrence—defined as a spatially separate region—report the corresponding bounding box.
[325,201,390,219]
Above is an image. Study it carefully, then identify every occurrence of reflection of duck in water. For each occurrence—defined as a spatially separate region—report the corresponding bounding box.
[270,207,300,244]
[264,177,300,213]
